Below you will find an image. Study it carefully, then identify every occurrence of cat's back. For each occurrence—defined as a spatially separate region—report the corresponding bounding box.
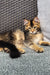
[13,29,25,40]
[0,32,10,41]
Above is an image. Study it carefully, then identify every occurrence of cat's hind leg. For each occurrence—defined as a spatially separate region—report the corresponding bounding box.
[0,47,10,53]
[4,48,10,53]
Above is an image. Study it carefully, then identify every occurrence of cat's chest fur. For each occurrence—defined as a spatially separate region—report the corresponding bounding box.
[29,33,43,44]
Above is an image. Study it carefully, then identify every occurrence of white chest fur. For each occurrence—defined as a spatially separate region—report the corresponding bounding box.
[32,33,43,44]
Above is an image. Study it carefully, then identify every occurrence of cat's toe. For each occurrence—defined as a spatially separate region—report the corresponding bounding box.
[18,48,25,54]
[20,49,25,54]
[4,48,10,53]
[0,48,3,52]
[37,47,44,53]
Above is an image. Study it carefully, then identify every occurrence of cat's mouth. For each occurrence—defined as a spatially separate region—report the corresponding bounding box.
[30,31,37,34]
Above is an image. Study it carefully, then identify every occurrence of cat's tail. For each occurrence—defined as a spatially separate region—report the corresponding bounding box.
[0,40,21,58]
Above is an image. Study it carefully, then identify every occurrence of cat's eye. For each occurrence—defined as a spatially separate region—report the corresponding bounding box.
[34,27,36,29]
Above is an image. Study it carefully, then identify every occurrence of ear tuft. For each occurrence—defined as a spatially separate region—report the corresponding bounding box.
[24,19,28,25]
[34,17,40,22]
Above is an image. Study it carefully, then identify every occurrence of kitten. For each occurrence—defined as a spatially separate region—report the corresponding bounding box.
[0,29,25,58]
[24,17,50,52]
[0,17,50,58]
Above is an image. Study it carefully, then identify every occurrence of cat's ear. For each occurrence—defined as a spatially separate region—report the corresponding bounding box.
[34,17,40,22]
[24,19,29,25]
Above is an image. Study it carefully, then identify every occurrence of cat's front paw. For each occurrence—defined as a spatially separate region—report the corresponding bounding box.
[35,47,44,53]
[20,49,25,54]
[18,48,25,54]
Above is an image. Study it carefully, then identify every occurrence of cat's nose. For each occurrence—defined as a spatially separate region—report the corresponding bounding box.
[32,30,34,32]
[32,29,35,32]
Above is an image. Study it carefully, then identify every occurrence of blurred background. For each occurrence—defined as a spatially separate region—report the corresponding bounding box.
[38,0,50,41]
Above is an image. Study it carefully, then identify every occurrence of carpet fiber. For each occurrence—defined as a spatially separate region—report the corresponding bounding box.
[0,46,50,75]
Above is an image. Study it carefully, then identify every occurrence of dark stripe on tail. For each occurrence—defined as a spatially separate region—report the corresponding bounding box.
[0,40,21,58]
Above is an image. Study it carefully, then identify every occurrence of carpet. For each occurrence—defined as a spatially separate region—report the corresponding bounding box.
[0,46,50,75]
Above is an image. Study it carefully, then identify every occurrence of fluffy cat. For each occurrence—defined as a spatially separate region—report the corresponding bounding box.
[24,17,50,52]
[0,17,50,58]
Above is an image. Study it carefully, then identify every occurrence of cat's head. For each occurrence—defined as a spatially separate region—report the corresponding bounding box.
[24,17,41,34]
